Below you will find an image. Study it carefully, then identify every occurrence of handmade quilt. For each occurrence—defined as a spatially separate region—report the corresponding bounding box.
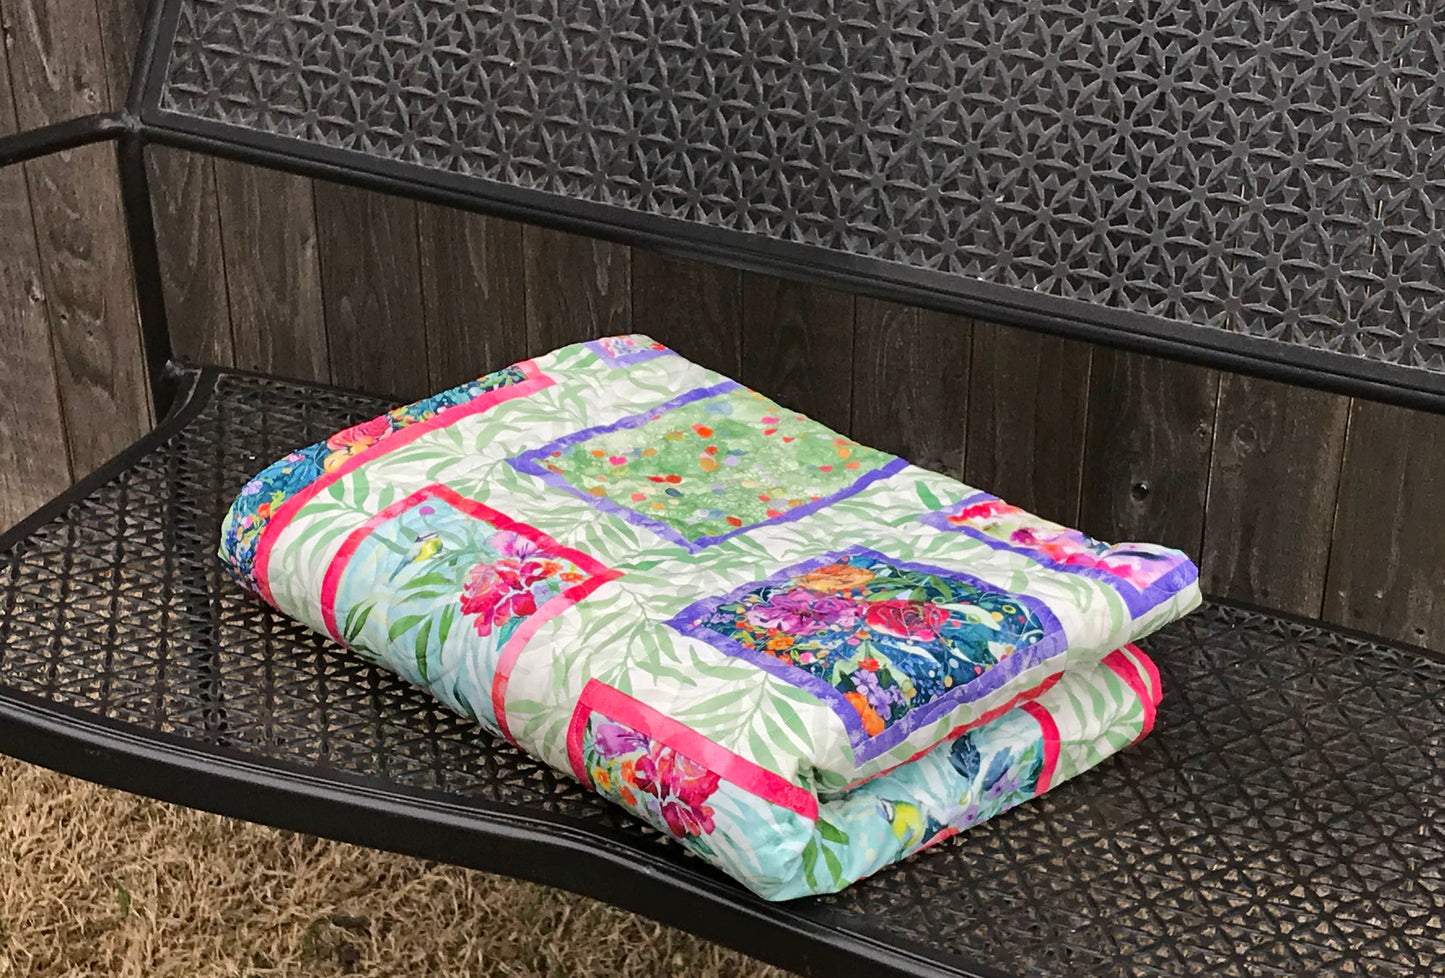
[220,335,1200,900]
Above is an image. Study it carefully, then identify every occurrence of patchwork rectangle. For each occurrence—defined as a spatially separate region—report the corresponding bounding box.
[585,333,673,366]
[666,546,1067,764]
[320,484,618,739]
[510,382,906,551]
[918,492,1199,617]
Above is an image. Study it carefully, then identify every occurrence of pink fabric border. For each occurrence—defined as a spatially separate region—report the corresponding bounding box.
[1019,700,1061,793]
[566,678,819,822]
[253,361,553,606]
[1103,644,1160,744]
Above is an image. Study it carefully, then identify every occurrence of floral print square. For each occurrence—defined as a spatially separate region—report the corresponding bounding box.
[667,547,1066,764]
[509,382,906,551]
[321,484,617,739]
[918,492,1198,618]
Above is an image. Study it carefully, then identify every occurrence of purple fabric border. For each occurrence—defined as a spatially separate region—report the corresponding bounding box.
[664,545,1068,766]
[508,384,907,553]
[918,492,1199,618]
[585,337,674,366]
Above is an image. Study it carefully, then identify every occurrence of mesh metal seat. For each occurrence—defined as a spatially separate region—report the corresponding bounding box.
[3,367,1441,978]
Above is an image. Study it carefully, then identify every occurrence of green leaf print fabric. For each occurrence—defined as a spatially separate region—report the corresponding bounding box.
[219,335,1200,899]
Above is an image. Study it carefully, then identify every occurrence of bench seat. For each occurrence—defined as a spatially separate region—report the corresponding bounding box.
[2,365,1440,978]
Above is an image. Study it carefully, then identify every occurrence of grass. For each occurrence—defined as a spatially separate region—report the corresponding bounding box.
[0,755,789,977]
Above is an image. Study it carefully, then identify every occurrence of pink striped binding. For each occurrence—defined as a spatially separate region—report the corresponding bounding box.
[1102,643,1162,744]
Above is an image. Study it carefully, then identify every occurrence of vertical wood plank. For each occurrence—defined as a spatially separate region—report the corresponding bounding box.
[739,274,855,434]
[522,224,631,354]
[851,299,970,477]
[964,321,1093,524]
[0,27,71,529]
[1078,350,1218,556]
[630,249,742,376]
[416,204,528,388]
[6,0,152,473]
[212,159,328,383]
[1200,376,1349,616]
[1324,401,1445,650]
[93,0,144,109]
[145,146,233,365]
[314,181,428,399]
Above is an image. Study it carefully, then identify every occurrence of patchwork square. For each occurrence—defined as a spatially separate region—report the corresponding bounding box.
[586,334,673,366]
[321,484,617,738]
[667,546,1066,764]
[919,492,1198,617]
[510,383,906,550]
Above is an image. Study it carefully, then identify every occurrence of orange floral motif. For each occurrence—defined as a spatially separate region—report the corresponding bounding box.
[795,562,875,593]
[845,691,886,736]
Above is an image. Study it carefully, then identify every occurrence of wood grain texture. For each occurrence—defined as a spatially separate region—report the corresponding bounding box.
[417,204,528,388]
[7,0,151,473]
[314,181,428,400]
[212,160,328,383]
[851,299,970,478]
[0,30,71,530]
[1200,376,1349,616]
[1079,350,1218,557]
[522,224,631,354]
[1324,400,1445,649]
[964,321,1093,525]
[146,146,233,365]
[739,274,856,434]
[93,0,145,108]
[630,249,742,376]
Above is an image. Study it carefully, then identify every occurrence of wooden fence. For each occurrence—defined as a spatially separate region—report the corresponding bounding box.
[0,0,1441,652]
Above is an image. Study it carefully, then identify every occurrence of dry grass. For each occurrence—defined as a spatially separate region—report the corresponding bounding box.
[0,756,788,978]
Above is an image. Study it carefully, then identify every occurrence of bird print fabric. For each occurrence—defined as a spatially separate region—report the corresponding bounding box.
[220,336,1198,899]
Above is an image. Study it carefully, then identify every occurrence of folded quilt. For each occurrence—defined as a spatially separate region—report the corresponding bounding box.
[220,335,1199,899]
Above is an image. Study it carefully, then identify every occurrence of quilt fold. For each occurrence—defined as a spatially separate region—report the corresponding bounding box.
[220,335,1198,899]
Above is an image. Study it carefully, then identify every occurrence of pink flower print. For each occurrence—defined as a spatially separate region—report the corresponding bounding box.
[492,529,541,560]
[745,588,860,635]
[864,600,951,641]
[631,743,720,838]
[459,560,545,637]
[948,497,1021,525]
[593,721,650,759]
[322,416,391,472]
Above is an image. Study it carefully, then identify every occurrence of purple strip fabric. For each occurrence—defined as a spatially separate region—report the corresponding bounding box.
[917,492,1199,618]
[665,545,1068,765]
[508,383,907,553]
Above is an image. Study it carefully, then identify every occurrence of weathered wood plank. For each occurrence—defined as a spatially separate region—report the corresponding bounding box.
[417,204,528,388]
[630,249,742,376]
[522,225,631,354]
[0,29,71,530]
[1324,401,1445,650]
[93,0,144,108]
[964,321,1093,524]
[145,146,233,365]
[851,299,970,478]
[1200,376,1349,616]
[314,181,428,400]
[212,160,328,383]
[7,0,152,473]
[740,274,855,434]
[1079,350,1218,556]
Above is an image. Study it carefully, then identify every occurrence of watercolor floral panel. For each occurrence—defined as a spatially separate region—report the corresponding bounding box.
[667,546,1066,764]
[322,484,616,736]
[918,492,1199,618]
[509,382,907,551]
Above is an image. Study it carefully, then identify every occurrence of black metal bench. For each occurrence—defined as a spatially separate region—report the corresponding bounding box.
[3,2,1444,976]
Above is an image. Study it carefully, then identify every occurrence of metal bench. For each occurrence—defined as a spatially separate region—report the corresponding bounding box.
[2,2,1443,975]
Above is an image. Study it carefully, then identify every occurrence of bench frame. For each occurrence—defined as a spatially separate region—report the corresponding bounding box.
[5,0,1445,418]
